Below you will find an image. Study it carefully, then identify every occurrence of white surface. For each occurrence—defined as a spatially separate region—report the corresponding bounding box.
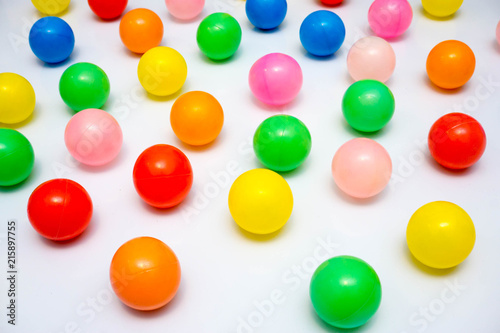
[1,0,500,332]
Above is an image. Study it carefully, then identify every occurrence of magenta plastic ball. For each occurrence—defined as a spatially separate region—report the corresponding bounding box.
[64,108,123,166]
[368,0,413,38]
[347,36,396,82]
[249,53,303,106]
[331,138,392,198]
[165,0,204,20]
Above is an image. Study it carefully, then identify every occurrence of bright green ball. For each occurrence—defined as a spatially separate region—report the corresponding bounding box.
[59,62,110,112]
[310,256,382,329]
[253,115,312,172]
[196,13,242,60]
[0,128,35,186]
[342,79,395,132]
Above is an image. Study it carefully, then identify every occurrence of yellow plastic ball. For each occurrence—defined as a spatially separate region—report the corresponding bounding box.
[228,169,293,235]
[137,47,187,97]
[421,0,463,17]
[406,201,475,269]
[32,0,70,15]
[0,73,36,124]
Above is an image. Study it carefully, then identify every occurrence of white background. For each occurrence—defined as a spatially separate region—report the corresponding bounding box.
[1,0,500,332]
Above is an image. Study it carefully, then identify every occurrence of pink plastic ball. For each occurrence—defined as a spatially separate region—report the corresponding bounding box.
[165,0,204,20]
[64,108,123,166]
[249,53,303,106]
[497,21,500,45]
[347,36,396,82]
[331,138,392,198]
[368,0,413,38]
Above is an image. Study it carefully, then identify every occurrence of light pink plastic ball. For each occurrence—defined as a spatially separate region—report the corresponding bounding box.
[64,109,123,166]
[165,0,204,20]
[249,53,303,106]
[331,138,392,198]
[497,20,500,45]
[368,0,413,38]
[347,36,396,82]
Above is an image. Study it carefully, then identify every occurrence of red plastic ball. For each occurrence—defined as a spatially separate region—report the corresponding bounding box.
[88,0,128,20]
[27,179,93,241]
[133,144,193,208]
[428,113,486,169]
[320,0,343,5]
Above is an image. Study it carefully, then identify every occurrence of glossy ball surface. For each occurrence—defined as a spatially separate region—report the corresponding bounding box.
[249,53,303,106]
[170,91,224,146]
[228,169,293,235]
[300,10,346,56]
[32,0,70,15]
[0,73,36,124]
[347,36,396,82]
[0,129,35,187]
[245,0,287,30]
[197,13,242,60]
[428,113,486,169]
[310,256,382,329]
[110,237,181,311]
[407,201,475,269]
[119,8,163,54]
[59,62,110,112]
[331,138,392,198]
[27,179,92,241]
[133,144,193,208]
[253,115,312,172]
[88,0,128,19]
[421,0,463,17]
[165,0,204,20]
[426,40,475,89]
[29,17,75,64]
[368,0,413,38]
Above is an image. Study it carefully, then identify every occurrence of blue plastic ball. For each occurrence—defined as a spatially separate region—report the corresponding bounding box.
[299,10,345,57]
[246,0,287,30]
[29,17,75,64]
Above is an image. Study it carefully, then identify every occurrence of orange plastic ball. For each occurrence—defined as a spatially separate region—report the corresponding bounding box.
[119,8,163,54]
[109,237,181,311]
[426,40,475,89]
[170,91,224,146]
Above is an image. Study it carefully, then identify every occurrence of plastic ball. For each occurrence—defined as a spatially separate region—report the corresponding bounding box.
[64,109,123,166]
[59,62,110,112]
[332,138,392,199]
[0,129,35,187]
[133,144,193,208]
[300,10,345,57]
[342,80,395,132]
[421,0,463,17]
[110,237,181,311]
[197,13,242,60]
[88,0,128,19]
[426,40,475,89]
[170,91,224,146]
[27,179,92,241]
[347,36,396,83]
[497,21,500,45]
[407,201,475,269]
[248,53,303,106]
[165,0,204,20]
[119,8,163,54]
[29,17,74,64]
[310,256,382,329]
[228,169,293,235]
[253,115,312,172]
[137,47,187,96]
[246,0,287,30]
[428,113,486,169]
[0,73,36,124]
[321,0,343,5]
[368,0,413,38]
[32,0,70,15]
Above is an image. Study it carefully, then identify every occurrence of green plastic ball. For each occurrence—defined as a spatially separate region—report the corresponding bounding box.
[196,13,242,60]
[310,255,382,329]
[342,80,395,132]
[0,128,35,186]
[59,62,110,112]
[253,115,311,172]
